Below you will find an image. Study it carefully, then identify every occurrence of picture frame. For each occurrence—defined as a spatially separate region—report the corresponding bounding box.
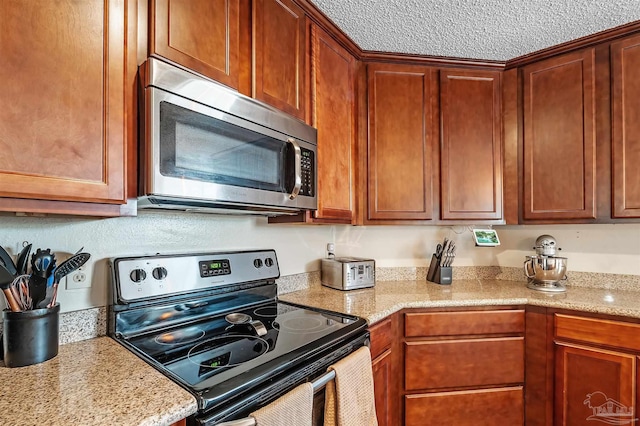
[473,229,500,246]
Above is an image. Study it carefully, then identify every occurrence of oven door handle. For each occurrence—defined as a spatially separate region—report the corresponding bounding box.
[213,370,337,426]
[286,138,302,200]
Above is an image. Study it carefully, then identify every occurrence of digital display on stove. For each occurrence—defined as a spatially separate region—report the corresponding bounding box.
[199,259,231,277]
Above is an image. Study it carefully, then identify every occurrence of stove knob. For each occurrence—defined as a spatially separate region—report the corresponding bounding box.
[130,268,147,283]
[152,267,168,280]
[264,258,274,267]
[253,259,263,268]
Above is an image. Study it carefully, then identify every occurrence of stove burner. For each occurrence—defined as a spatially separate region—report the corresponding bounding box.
[155,328,206,346]
[253,306,277,318]
[277,316,325,333]
[187,334,269,368]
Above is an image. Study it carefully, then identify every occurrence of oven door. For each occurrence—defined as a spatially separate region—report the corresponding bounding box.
[191,332,369,426]
[140,86,317,212]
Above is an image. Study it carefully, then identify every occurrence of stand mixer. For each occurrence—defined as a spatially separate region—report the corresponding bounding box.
[524,234,568,292]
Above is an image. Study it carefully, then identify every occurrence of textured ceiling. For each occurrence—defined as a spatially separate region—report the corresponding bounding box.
[309,0,640,61]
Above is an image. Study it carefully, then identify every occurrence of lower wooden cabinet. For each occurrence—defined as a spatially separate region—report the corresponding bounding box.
[403,308,525,425]
[553,314,640,426]
[405,387,524,426]
[369,316,398,426]
[372,349,393,426]
[555,343,636,426]
[404,337,524,390]
[527,309,640,426]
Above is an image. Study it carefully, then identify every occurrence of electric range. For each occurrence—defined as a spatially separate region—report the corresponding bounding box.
[109,250,368,425]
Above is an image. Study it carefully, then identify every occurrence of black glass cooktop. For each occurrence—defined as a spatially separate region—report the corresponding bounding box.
[125,300,363,398]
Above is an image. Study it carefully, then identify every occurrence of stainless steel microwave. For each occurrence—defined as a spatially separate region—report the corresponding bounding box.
[137,58,317,216]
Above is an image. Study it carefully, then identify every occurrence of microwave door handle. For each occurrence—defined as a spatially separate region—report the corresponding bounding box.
[287,138,302,200]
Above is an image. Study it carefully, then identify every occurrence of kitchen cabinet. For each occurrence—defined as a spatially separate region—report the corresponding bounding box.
[521,48,598,221]
[0,0,137,217]
[403,308,525,425]
[150,0,249,93]
[554,314,640,426]
[611,34,640,218]
[366,63,437,222]
[369,315,399,426]
[270,21,357,225]
[253,0,307,121]
[439,69,503,221]
[308,23,357,223]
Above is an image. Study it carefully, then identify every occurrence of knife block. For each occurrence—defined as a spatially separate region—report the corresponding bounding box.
[426,254,452,285]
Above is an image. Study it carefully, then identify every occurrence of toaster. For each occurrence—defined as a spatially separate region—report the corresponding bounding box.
[321,257,375,290]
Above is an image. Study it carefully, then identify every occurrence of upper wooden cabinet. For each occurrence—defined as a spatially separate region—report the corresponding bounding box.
[309,24,357,222]
[611,34,640,218]
[439,69,503,221]
[366,63,436,221]
[0,0,136,216]
[150,0,245,91]
[253,0,306,120]
[522,49,597,221]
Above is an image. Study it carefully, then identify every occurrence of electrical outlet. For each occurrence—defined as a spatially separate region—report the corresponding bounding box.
[65,266,91,290]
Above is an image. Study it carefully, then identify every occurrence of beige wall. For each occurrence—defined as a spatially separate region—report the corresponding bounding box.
[0,212,638,312]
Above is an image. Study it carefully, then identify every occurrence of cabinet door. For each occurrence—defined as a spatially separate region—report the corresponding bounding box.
[0,0,130,206]
[611,35,640,218]
[253,0,306,120]
[372,350,393,426]
[555,343,636,426]
[151,0,243,90]
[440,69,503,220]
[310,24,356,222]
[522,49,597,220]
[405,387,524,426]
[367,64,435,221]
[405,337,524,391]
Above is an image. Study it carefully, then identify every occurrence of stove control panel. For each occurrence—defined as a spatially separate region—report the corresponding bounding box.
[199,259,230,277]
[112,249,280,303]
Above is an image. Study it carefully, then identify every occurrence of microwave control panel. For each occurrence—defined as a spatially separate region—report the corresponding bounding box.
[300,148,315,197]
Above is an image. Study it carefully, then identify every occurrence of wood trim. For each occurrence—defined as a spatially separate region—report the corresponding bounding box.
[362,51,506,70]
[507,20,640,69]
[525,306,554,426]
[0,198,137,218]
[502,68,519,224]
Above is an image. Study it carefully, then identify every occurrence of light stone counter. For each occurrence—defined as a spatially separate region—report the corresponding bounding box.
[279,279,640,325]
[0,336,197,426]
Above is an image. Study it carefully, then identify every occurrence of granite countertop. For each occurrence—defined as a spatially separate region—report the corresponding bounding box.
[279,279,640,324]
[0,336,197,426]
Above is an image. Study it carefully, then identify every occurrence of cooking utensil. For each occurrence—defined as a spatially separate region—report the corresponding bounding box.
[30,249,56,308]
[0,265,21,312]
[16,243,32,275]
[46,252,91,308]
[0,245,17,276]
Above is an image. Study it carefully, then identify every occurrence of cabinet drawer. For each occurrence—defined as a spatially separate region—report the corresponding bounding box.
[405,310,524,337]
[369,317,393,359]
[405,386,523,426]
[405,337,524,390]
[555,314,640,352]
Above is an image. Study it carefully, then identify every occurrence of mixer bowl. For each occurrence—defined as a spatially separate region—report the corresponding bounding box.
[524,255,567,283]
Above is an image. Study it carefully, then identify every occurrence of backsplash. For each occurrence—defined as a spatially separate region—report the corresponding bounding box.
[0,212,638,315]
